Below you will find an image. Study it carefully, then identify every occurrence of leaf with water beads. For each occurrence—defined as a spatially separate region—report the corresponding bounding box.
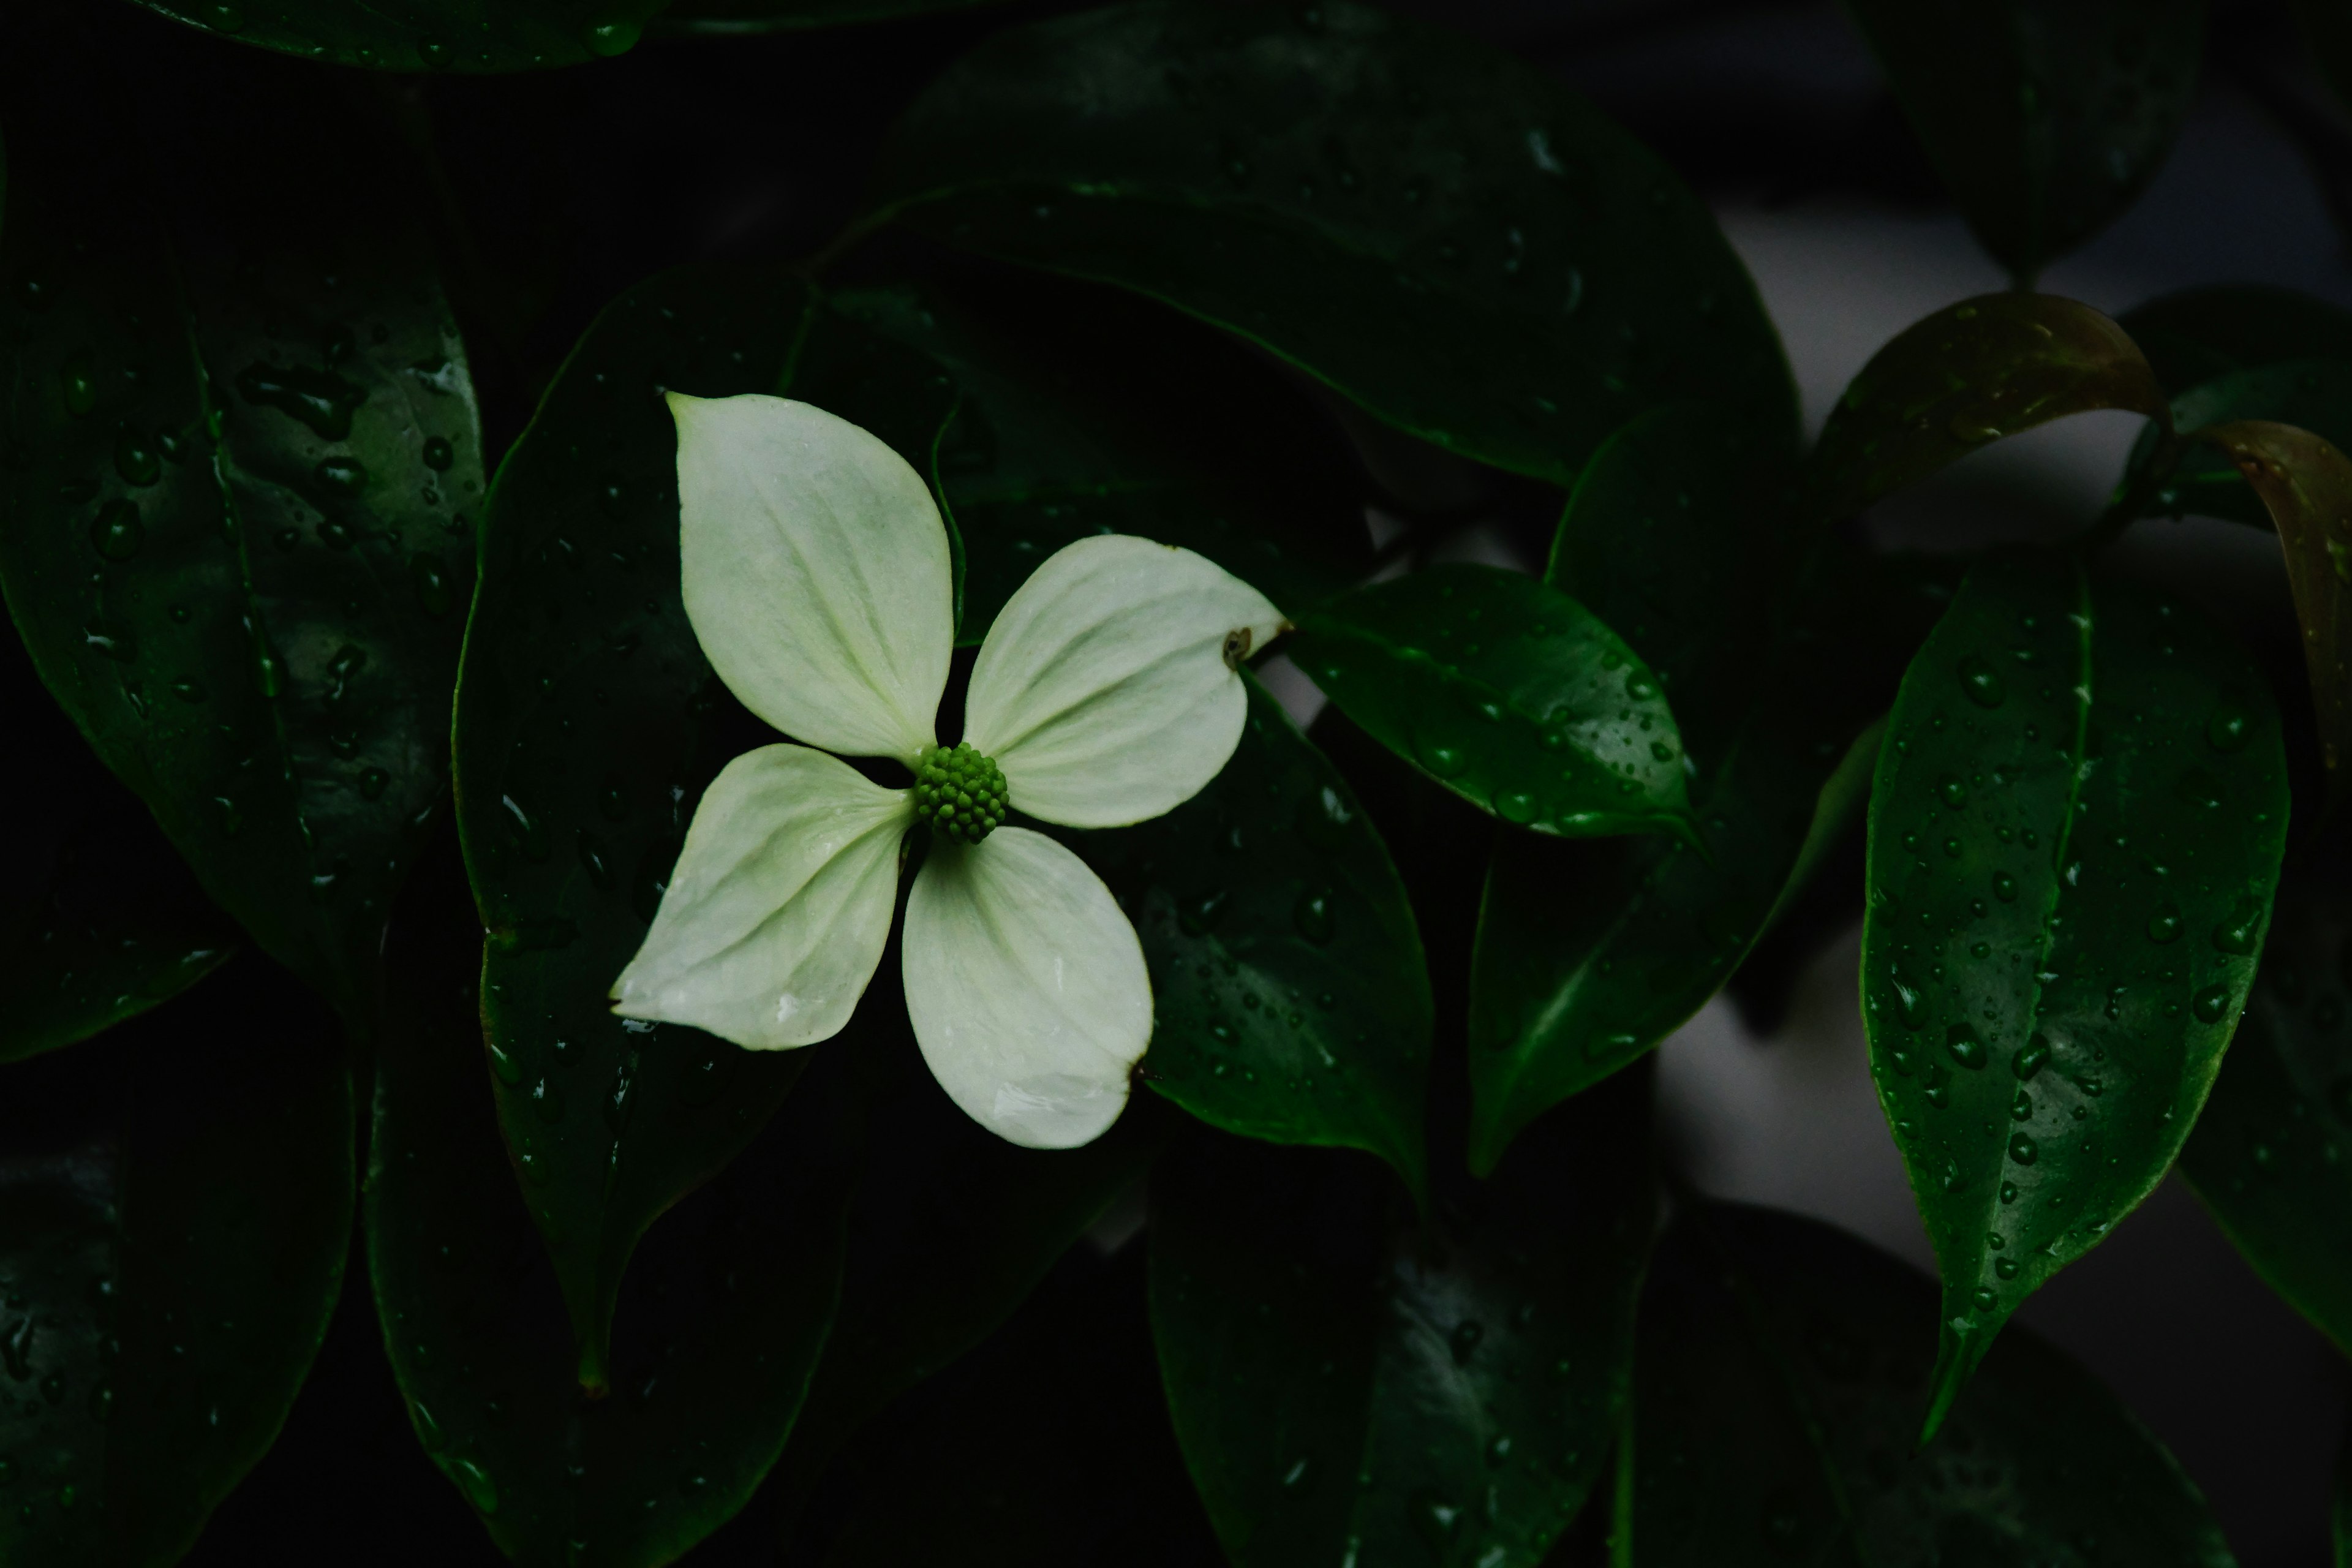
[0,957,352,1566]
[1289,564,1698,848]
[860,0,1796,486]
[1150,1068,1656,1568]
[0,24,481,1022]
[127,0,668,74]
[1620,1201,2236,1567]
[1859,554,2288,1441]
[1805,293,2168,529]
[1842,0,2204,282]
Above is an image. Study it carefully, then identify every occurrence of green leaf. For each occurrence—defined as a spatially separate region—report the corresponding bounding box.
[124,0,666,72]
[0,617,236,1063]
[823,284,1372,640]
[1061,673,1431,1197]
[1842,0,2205,282]
[2199,420,2352,802]
[1860,553,2289,1441]
[0,957,353,1565]
[1289,565,1696,843]
[457,261,1362,1385]
[811,1248,1219,1566]
[2124,361,2352,530]
[862,0,1796,486]
[2122,285,2352,393]
[1621,1200,2236,1567]
[654,0,1014,34]
[1470,413,1952,1169]
[2178,870,2352,1354]
[1151,1069,1656,1568]
[1807,293,2168,527]
[763,1048,1174,1535]
[368,845,861,1568]
[0,35,482,1022]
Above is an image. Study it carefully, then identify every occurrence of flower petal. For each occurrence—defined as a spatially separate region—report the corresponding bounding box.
[673,393,951,762]
[611,743,911,1048]
[962,535,1284,827]
[902,827,1152,1148]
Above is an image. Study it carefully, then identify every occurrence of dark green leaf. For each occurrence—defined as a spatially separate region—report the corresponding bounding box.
[1623,1200,2235,1567]
[1151,1069,1656,1568]
[1290,565,1696,843]
[1063,674,1431,1196]
[2122,285,2352,393]
[2178,872,2352,1354]
[1843,0,2205,281]
[1807,293,2167,527]
[368,845,860,1568]
[654,0,1014,34]
[763,1047,1174,1535]
[0,957,353,1565]
[0,32,481,1020]
[812,1248,1220,1567]
[1466,405,1950,1169]
[863,0,1796,486]
[124,0,665,73]
[1860,554,2288,1439]
[2201,420,2352,800]
[0,616,235,1063]
[2124,361,2352,530]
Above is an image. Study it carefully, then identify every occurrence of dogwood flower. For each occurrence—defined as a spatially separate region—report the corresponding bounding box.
[609,394,1285,1148]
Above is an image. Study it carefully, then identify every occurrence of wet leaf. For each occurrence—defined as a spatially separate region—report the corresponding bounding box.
[1151,1069,1656,1568]
[1860,554,2288,1439]
[2122,285,2352,394]
[0,614,235,1063]
[2179,872,2352,1355]
[0,957,353,1566]
[368,845,860,1568]
[2124,361,2352,530]
[0,24,480,1020]
[1807,293,2166,527]
[2200,420,2352,797]
[1061,674,1431,1197]
[863,0,1796,486]
[1622,1200,2235,1567]
[1289,565,1696,844]
[1844,0,2205,281]
[654,0,1016,33]
[124,0,669,73]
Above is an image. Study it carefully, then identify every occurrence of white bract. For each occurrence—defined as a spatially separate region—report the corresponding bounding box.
[610,394,1284,1148]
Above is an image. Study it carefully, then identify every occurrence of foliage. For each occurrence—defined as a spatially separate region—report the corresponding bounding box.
[1,0,2346,1561]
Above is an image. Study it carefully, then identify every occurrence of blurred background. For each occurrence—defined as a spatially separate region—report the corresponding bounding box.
[95,0,2343,1561]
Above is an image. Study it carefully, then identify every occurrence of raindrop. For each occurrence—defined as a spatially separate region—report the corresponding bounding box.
[60,350,98,416]
[423,435,455,472]
[360,767,390,800]
[2206,703,2252,752]
[579,831,615,891]
[2210,897,2262,956]
[530,1076,565,1126]
[114,428,160,486]
[1992,872,2018,902]
[449,1457,499,1515]
[89,500,143,561]
[500,796,552,863]
[1957,655,2007,708]
[1420,742,1467,778]
[2008,1132,2038,1166]
[2192,983,2234,1024]
[1937,775,1969,809]
[2146,903,2183,944]
[1945,1023,1986,1070]
[585,19,641,55]
[1279,1457,1316,1497]
[1408,1489,1462,1548]
[1292,888,1334,945]
[314,456,366,494]
[412,552,453,618]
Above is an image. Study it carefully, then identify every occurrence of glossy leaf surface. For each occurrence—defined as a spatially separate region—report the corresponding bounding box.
[1844,0,2204,281]
[368,847,859,1568]
[2125,362,2352,530]
[0,617,235,1063]
[2179,872,2352,1354]
[655,0,1015,34]
[0,33,481,1020]
[1861,554,2289,1438]
[126,0,666,73]
[1151,1071,1655,1568]
[1623,1201,2235,1567]
[0,957,352,1566]
[1289,564,1695,843]
[1470,408,1951,1168]
[865,0,1796,486]
[763,1046,1173,1531]
[1065,674,1431,1196]
[812,1248,1219,1566]
[2203,420,2352,794]
[1807,293,2166,526]
[2122,285,2352,393]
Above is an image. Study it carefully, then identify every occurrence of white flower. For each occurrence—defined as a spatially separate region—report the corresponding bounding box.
[609,394,1285,1148]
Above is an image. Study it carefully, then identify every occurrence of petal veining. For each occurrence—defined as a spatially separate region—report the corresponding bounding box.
[901,827,1152,1147]
[673,393,951,761]
[961,535,1284,827]
[611,743,912,1048]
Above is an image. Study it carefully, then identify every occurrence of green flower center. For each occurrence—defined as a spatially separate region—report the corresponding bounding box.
[914,742,1009,845]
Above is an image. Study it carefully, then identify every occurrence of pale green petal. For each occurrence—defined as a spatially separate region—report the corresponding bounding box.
[902,827,1152,1148]
[611,743,913,1048]
[961,535,1285,827]
[673,393,950,762]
